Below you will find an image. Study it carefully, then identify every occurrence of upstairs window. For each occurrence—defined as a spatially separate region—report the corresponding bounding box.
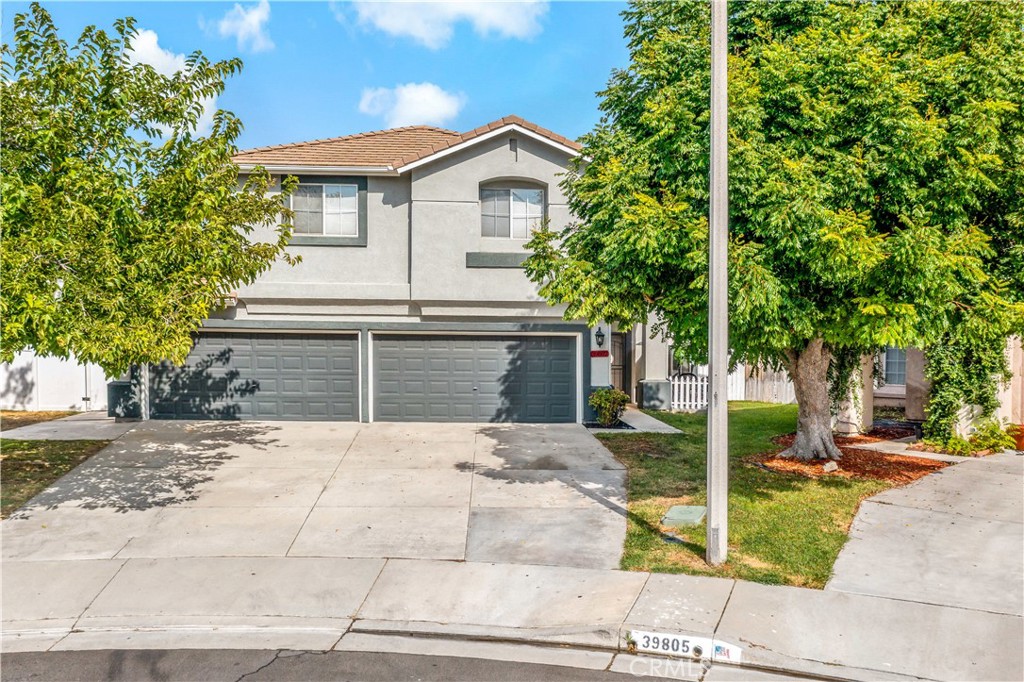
[481,187,544,239]
[290,183,358,237]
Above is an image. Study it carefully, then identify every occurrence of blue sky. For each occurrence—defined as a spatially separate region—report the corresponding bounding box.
[2,1,630,150]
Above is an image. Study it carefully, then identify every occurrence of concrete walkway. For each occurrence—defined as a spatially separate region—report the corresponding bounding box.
[1,411,139,441]
[589,407,684,434]
[828,450,1023,615]
[2,426,1021,681]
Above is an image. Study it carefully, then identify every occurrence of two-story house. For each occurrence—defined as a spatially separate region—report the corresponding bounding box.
[142,116,674,423]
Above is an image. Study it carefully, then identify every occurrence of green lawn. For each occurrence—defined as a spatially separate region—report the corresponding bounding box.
[597,402,892,588]
[0,439,110,518]
[1,410,77,431]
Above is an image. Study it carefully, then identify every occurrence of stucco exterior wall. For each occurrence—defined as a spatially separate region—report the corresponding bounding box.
[238,175,412,304]
[997,336,1023,425]
[1,351,108,411]
[409,133,573,312]
[235,132,574,322]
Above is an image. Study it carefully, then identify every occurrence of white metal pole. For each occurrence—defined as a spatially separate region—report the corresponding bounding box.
[707,0,729,566]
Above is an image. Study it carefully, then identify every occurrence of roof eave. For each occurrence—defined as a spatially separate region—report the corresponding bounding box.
[236,163,400,176]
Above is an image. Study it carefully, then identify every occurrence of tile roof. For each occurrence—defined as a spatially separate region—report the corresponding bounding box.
[232,115,581,171]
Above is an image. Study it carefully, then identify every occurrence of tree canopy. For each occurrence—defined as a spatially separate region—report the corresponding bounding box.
[1,3,295,377]
[526,0,1024,459]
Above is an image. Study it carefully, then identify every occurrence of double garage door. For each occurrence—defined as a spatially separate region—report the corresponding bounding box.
[150,332,576,423]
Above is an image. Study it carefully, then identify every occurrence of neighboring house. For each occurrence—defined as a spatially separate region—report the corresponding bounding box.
[0,350,108,412]
[875,342,1024,427]
[138,115,673,423]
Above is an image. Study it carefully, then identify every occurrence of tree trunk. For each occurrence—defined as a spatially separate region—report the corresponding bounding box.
[782,338,843,461]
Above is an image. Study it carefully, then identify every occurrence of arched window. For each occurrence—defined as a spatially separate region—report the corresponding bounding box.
[480,180,545,239]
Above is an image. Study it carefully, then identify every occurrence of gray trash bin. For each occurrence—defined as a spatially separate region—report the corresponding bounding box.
[107,380,140,419]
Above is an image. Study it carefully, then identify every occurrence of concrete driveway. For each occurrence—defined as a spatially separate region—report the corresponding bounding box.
[2,420,626,570]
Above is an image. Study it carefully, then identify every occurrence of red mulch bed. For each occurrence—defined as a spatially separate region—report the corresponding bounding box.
[751,428,948,484]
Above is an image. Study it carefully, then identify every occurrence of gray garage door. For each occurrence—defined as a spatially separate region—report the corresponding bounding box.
[374,335,576,423]
[150,332,359,420]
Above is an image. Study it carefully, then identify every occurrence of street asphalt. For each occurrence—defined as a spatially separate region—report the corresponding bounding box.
[0,647,833,682]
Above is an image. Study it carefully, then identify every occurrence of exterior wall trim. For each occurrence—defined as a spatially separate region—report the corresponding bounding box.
[202,319,585,333]
[238,164,399,176]
[396,124,580,173]
[465,252,529,269]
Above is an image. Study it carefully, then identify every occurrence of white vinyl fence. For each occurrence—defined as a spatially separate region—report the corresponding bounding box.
[0,350,108,411]
[670,366,746,411]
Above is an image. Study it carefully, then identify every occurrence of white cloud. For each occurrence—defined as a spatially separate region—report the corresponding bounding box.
[128,29,187,75]
[348,1,548,50]
[217,0,274,53]
[127,29,217,136]
[359,82,466,128]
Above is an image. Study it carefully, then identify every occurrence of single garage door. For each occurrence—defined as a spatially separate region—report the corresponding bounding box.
[150,332,359,420]
[373,335,576,423]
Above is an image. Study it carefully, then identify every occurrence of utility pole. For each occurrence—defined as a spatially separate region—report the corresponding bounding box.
[706,0,729,566]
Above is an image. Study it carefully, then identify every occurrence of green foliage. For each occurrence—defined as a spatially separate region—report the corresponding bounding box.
[922,337,1011,442]
[589,386,631,426]
[525,0,1024,422]
[969,419,1017,453]
[599,402,891,587]
[925,418,1016,455]
[937,436,975,457]
[1,4,296,376]
[826,347,864,414]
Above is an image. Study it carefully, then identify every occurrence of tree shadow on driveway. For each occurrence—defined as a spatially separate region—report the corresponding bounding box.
[460,424,655,569]
[470,424,697,560]
[9,421,284,516]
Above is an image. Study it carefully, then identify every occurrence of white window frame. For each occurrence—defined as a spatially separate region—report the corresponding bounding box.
[480,187,544,240]
[290,182,359,237]
[882,346,907,386]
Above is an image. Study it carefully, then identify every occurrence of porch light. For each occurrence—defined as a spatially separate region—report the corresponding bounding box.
[595,327,606,347]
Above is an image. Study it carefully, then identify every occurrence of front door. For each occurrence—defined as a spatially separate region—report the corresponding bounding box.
[611,332,629,394]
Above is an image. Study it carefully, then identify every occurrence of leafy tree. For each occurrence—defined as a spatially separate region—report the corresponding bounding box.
[526,0,1024,460]
[1,3,295,377]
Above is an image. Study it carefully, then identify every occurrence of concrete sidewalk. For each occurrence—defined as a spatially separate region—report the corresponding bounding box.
[4,553,1020,680]
[1,411,139,441]
[2,435,1021,681]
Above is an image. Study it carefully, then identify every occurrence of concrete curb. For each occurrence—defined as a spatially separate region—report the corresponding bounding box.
[4,556,1020,681]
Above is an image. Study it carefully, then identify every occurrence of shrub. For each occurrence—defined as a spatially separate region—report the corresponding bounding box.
[589,387,630,427]
[926,419,1016,456]
[969,419,1016,453]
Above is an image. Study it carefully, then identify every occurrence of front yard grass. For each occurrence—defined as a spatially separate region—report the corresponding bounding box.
[1,410,77,431]
[597,402,894,588]
[1,439,110,518]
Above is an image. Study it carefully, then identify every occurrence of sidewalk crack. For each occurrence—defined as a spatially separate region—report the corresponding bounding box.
[344,557,390,636]
[56,557,130,649]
